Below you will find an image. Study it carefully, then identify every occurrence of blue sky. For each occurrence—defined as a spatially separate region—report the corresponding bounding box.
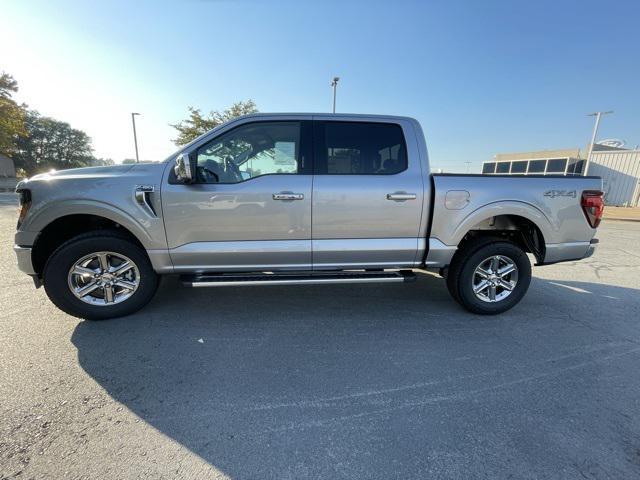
[1,0,638,171]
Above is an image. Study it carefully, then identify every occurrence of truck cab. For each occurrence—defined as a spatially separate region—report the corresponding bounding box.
[162,114,429,273]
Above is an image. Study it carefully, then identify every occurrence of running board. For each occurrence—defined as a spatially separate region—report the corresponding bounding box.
[181,271,416,288]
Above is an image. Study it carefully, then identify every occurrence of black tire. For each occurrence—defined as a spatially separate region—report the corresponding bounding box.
[43,230,158,320]
[446,237,531,315]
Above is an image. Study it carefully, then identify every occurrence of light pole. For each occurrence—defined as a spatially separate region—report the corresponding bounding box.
[331,77,340,113]
[131,112,140,163]
[584,110,613,175]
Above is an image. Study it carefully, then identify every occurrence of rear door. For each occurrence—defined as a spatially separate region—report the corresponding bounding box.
[311,118,424,269]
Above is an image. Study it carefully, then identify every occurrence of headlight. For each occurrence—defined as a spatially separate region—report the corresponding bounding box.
[17,188,32,229]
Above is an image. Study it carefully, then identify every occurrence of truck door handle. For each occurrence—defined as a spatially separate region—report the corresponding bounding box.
[273,192,304,201]
[386,192,417,201]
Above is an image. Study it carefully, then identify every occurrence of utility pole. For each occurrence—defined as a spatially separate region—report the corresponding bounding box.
[131,112,141,163]
[584,111,613,175]
[464,161,471,173]
[331,77,340,113]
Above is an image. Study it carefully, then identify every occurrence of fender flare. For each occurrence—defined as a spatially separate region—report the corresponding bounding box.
[25,200,155,248]
[449,200,556,246]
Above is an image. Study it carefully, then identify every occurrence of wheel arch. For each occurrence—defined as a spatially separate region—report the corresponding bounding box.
[25,201,155,244]
[456,215,545,264]
[31,213,148,277]
[450,202,552,265]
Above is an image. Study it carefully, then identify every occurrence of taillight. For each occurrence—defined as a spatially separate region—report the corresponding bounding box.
[581,190,604,228]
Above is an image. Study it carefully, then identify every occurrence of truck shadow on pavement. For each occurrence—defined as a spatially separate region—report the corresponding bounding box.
[71,274,640,479]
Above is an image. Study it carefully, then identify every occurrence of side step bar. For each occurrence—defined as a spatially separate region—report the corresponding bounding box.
[181,271,416,288]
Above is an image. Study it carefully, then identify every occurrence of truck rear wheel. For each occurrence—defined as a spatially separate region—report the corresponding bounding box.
[43,231,158,320]
[446,237,531,315]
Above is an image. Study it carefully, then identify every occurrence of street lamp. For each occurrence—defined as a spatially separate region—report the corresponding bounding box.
[584,110,613,175]
[131,112,141,163]
[331,77,340,113]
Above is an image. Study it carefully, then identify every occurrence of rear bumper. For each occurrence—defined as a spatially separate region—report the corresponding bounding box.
[583,238,599,259]
[14,245,36,275]
[542,239,598,265]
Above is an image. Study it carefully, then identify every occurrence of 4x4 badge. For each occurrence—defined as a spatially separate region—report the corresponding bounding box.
[544,190,576,198]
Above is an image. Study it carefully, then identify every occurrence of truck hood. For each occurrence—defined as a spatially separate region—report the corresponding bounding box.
[29,163,138,180]
[18,162,166,188]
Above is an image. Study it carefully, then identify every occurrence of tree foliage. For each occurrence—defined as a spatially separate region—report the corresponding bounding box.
[1,73,111,176]
[0,72,27,156]
[13,110,96,175]
[170,100,258,146]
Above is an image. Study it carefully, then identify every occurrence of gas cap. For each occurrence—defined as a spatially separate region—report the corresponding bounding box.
[445,190,470,210]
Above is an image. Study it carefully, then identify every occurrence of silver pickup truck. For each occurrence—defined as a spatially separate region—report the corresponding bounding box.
[14,113,604,320]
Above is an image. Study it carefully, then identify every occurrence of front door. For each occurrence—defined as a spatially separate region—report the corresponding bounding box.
[162,119,313,272]
[311,119,424,269]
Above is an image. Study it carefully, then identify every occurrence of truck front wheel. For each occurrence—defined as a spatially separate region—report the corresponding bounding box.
[43,231,158,320]
[446,238,532,315]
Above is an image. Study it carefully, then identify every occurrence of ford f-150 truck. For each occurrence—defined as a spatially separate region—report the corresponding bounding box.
[13,113,604,320]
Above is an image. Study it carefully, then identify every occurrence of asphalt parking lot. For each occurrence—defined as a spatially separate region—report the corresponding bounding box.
[1,194,639,480]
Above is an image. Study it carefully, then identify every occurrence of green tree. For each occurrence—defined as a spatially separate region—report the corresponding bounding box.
[13,110,96,175]
[0,72,27,156]
[170,100,258,146]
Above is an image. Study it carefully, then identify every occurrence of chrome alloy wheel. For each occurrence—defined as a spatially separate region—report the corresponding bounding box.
[67,251,140,306]
[472,255,518,303]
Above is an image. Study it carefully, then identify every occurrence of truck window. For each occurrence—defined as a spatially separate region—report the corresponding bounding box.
[314,122,407,175]
[195,122,301,183]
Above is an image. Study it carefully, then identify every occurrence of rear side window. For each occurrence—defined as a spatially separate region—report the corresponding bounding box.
[314,122,407,175]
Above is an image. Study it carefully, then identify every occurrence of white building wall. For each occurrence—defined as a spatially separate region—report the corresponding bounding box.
[588,150,640,207]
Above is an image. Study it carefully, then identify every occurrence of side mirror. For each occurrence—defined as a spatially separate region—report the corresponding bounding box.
[174,153,196,183]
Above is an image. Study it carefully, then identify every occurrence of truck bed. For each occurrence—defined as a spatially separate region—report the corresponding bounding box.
[429,174,603,264]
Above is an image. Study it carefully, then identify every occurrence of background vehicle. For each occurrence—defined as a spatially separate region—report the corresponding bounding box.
[14,113,603,319]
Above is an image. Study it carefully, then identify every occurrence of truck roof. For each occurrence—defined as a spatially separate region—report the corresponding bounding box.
[172,112,421,157]
[233,112,418,122]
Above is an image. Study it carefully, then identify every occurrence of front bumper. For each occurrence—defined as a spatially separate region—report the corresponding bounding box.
[14,245,36,275]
